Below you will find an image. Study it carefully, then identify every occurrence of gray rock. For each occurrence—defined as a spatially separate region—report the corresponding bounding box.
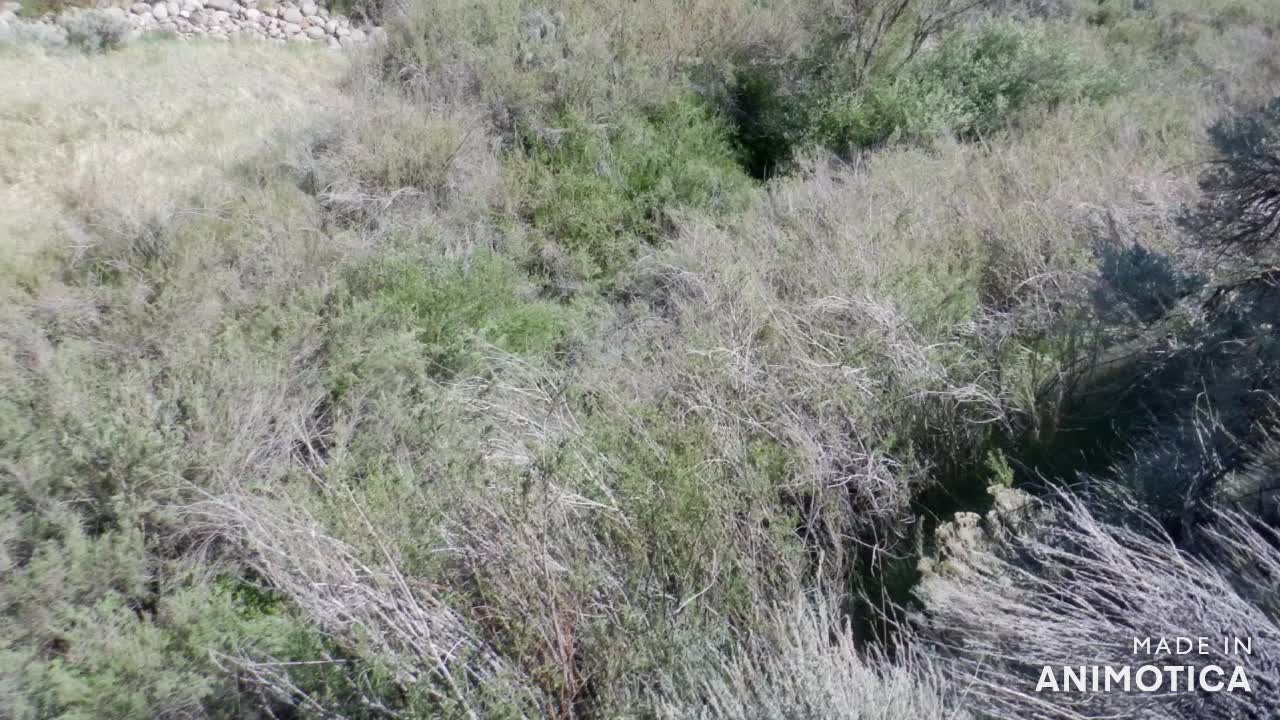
[103,6,126,18]
[304,23,321,38]
[242,7,259,20]
[280,6,301,23]
[151,3,167,20]
[130,2,149,13]
[334,25,347,36]
[346,26,363,42]
[282,20,298,33]
[323,18,334,33]
[299,1,315,16]
[211,9,228,22]
[203,0,232,10]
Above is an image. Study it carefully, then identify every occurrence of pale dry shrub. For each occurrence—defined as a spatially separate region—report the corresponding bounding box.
[305,80,504,244]
[375,0,755,129]
[58,8,130,52]
[918,487,1280,720]
[180,487,546,717]
[0,40,347,272]
[657,598,968,720]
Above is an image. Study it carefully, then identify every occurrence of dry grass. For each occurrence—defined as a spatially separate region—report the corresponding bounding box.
[0,39,348,273]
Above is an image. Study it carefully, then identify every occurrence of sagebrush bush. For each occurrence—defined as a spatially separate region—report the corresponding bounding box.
[58,9,130,52]
[1180,96,1280,260]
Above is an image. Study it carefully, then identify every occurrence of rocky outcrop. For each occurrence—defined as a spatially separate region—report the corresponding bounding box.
[2,0,380,48]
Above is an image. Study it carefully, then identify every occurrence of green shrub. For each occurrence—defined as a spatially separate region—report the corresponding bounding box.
[818,22,1124,149]
[332,251,575,383]
[514,96,753,280]
[1,573,368,720]
[723,62,819,179]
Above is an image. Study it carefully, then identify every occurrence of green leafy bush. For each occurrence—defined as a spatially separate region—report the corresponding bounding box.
[723,62,820,179]
[514,96,753,280]
[333,251,575,382]
[818,23,1124,149]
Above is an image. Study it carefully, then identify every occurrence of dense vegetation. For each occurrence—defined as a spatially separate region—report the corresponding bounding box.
[3,0,1280,718]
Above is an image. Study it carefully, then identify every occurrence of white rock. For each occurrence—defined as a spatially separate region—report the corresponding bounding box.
[280,6,301,23]
[347,27,364,42]
[304,24,322,38]
[287,30,305,41]
[165,1,177,14]
[103,6,125,18]
[282,20,298,33]
[242,7,259,20]
[158,19,176,30]
[130,2,149,13]
[334,25,347,36]
[211,9,227,22]
[151,3,167,20]
[203,0,231,10]
[178,8,188,16]
[299,1,315,16]
[323,18,334,33]
[327,35,339,49]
